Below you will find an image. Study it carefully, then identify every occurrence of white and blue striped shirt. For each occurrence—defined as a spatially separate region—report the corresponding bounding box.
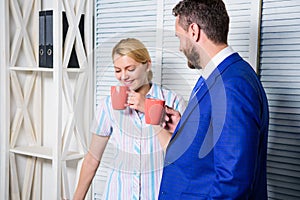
[90,83,186,200]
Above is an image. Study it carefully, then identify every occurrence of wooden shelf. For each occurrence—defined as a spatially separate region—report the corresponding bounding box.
[10,66,86,73]
[10,146,52,160]
[10,67,53,72]
[10,146,84,161]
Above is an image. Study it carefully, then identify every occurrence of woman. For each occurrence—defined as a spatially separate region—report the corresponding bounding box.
[73,38,186,200]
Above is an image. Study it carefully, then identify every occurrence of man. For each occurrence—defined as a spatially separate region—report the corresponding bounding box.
[158,0,269,199]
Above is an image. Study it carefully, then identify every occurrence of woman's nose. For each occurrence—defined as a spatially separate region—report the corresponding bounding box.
[121,71,128,80]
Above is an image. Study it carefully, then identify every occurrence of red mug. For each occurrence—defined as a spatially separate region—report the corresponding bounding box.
[145,98,165,125]
[111,86,128,110]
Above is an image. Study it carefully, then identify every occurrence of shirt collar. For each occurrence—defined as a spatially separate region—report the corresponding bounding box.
[145,83,164,100]
[202,46,235,79]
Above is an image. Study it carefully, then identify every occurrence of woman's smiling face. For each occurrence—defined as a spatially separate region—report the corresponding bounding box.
[113,54,150,91]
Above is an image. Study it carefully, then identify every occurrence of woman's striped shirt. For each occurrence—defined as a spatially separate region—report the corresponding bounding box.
[90,83,186,200]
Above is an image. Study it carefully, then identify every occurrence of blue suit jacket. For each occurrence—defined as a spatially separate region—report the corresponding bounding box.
[158,53,269,200]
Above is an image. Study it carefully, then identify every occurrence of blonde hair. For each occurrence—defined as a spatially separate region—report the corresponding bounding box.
[112,38,153,81]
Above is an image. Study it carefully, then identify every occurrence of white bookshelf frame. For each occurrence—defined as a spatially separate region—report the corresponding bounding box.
[0,0,94,199]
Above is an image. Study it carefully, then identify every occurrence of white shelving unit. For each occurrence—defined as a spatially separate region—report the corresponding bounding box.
[0,0,93,199]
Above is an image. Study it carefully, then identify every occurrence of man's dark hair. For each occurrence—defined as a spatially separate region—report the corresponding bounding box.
[173,0,229,44]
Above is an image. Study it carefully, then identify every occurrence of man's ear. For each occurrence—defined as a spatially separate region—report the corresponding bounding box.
[188,23,200,42]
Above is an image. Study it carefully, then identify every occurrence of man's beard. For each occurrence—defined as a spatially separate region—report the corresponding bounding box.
[187,60,196,69]
[184,45,202,69]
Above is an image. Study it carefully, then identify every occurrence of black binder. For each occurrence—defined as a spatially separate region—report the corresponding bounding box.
[39,11,46,67]
[45,10,53,67]
[39,10,53,68]
[39,10,84,68]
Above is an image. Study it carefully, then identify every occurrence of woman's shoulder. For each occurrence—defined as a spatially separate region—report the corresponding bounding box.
[154,83,182,99]
[152,83,175,95]
[151,83,186,110]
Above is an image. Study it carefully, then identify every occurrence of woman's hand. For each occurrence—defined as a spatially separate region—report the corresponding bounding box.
[127,90,146,112]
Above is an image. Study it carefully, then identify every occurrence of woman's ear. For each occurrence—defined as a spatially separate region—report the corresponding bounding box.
[146,61,152,72]
[189,23,200,42]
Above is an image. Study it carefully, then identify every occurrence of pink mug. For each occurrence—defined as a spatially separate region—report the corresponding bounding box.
[111,86,128,110]
[145,98,165,125]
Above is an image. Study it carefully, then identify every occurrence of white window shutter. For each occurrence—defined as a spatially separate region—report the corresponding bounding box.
[94,1,158,199]
[260,0,300,199]
[94,0,158,106]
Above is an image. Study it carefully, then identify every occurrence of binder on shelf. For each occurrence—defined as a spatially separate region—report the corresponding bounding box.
[45,10,53,67]
[39,11,46,67]
[39,10,53,68]
[38,10,84,68]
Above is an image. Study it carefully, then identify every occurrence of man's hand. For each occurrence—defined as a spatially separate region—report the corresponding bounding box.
[162,105,181,133]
